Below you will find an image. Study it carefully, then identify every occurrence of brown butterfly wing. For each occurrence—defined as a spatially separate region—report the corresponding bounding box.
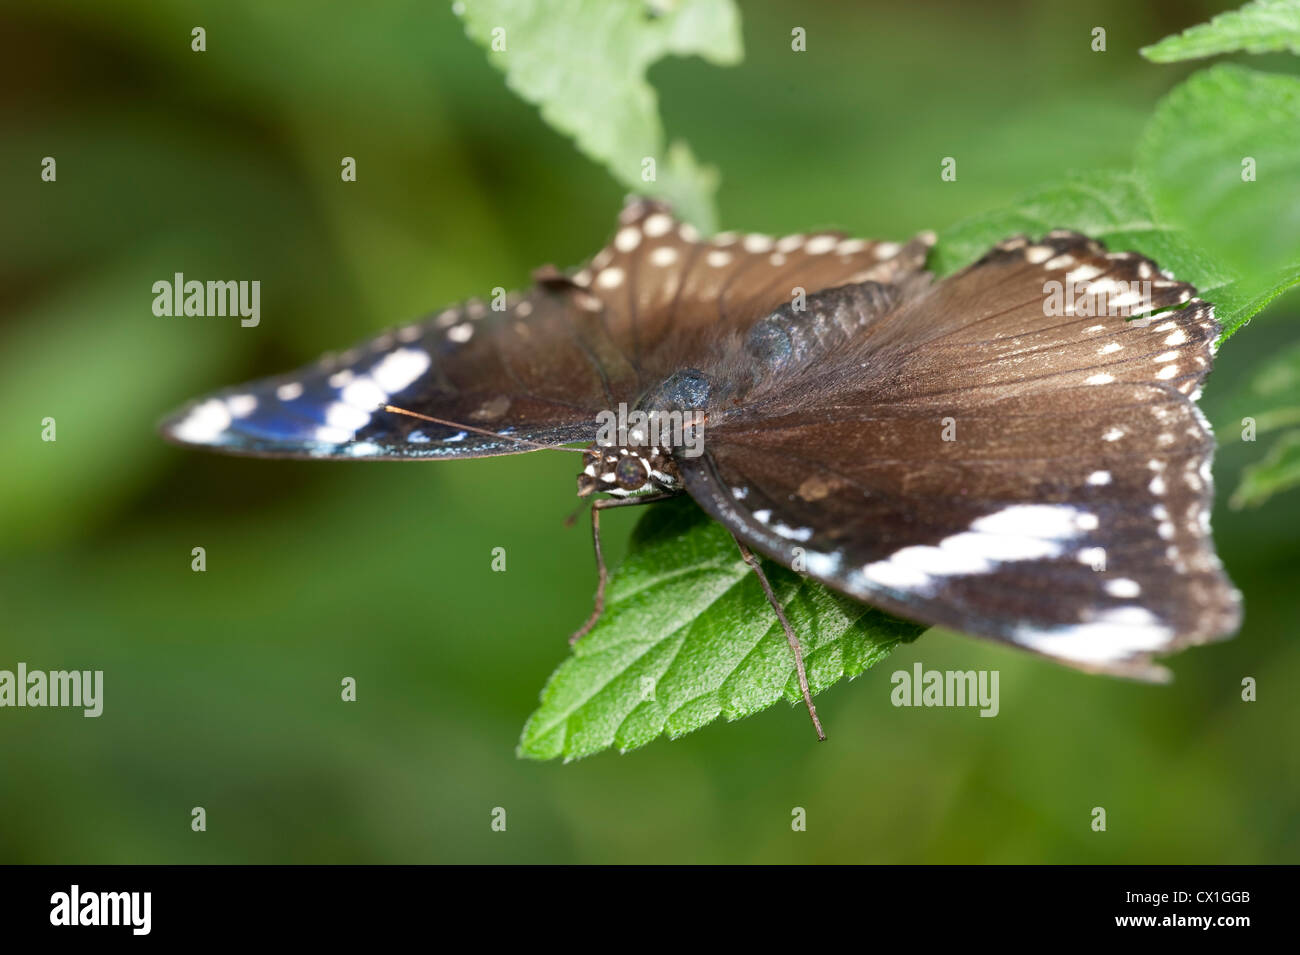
[160,199,929,459]
[679,233,1241,678]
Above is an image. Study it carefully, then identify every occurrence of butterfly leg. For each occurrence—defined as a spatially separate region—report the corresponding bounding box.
[733,537,827,742]
[569,492,678,645]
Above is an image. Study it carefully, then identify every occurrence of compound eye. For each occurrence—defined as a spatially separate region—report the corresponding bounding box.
[614,455,647,490]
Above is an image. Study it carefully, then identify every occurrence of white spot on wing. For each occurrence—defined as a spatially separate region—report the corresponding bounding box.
[1077,546,1107,568]
[971,504,1094,539]
[805,235,837,255]
[1012,608,1172,665]
[643,213,672,237]
[596,267,625,289]
[804,552,840,577]
[325,402,369,431]
[226,394,257,418]
[172,399,231,443]
[614,227,641,252]
[1105,578,1141,598]
[369,348,430,394]
[861,560,930,591]
[341,378,387,410]
[859,504,1094,595]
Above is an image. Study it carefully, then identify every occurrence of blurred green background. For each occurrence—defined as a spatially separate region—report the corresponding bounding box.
[2,0,1297,863]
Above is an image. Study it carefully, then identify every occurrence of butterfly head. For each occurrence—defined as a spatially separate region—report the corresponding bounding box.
[577,444,680,498]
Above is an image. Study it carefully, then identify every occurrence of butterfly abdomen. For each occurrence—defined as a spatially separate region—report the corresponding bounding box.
[743,282,900,375]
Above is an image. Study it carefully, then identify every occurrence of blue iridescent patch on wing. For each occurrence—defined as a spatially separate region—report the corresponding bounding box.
[160,315,596,460]
[160,334,451,458]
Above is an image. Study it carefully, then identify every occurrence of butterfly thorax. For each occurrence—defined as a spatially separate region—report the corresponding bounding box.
[577,444,681,498]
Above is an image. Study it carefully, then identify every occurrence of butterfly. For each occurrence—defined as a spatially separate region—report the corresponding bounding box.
[161,197,1242,740]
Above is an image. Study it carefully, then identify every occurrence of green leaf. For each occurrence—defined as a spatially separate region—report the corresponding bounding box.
[932,170,1220,279]
[1220,340,1300,506]
[1221,338,1300,436]
[1231,430,1300,507]
[1136,64,1300,287]
[1141,0,1300,62]
[933,168,1300,342]
[518,497,923,761]
[1207,264,1300,338]
[456,0,743,232]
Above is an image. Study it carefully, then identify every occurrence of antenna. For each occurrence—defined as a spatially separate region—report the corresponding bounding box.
[382,405,587,453]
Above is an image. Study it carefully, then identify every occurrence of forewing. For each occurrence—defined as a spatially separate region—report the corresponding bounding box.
[161,198,930,460]
[681,233,1241,678]
[160,285,618,459]
[580,199,933,385]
